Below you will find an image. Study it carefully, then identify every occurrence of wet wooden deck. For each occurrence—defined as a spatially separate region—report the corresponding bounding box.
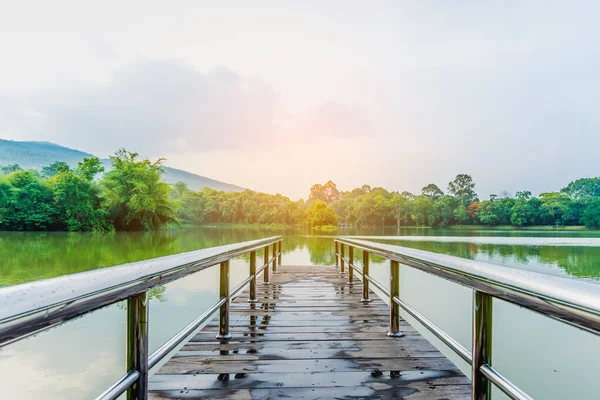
[149,265,470,399]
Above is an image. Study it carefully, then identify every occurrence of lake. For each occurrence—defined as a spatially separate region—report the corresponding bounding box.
[1,226,599,399]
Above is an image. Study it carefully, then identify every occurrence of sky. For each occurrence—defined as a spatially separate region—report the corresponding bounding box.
[1,1,599,200]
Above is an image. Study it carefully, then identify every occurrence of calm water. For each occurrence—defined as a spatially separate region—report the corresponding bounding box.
[0,226,599,399]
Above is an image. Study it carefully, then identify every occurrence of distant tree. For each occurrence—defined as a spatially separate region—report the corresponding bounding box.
[466,202,480,220]
[41,161,70,178]
[100,149,178,230]
[477,200,507,225]
[306,200,339,227]
[389,193,409,226]
[422,183,444,200]
[453,204,470,225]
[1,164,23,175]
[581,198,600,228]
[433,196,457,227]
[401,191,414,200]
[0,170,56,230]
[539,192,571,225]
[515,191,532,200]
[76,157,104,181]
[448,174,478,206]
[309,180,340,203]
[50,163,109,231]
[561,178,600,203]
[411,196,433,226]
[510,197,540,226]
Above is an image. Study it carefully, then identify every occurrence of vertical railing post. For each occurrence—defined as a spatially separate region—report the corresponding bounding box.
[335,241,339,267]
[248,251,258,304]
[216,260,232,340]
[361,250,372,303]
[272,242,278,272]
[472,290,493,400]
[263,245,270,284]
[127,292,149,400]
[347,246,354,285]
[278,240,282,266]
[387,260,402,337]
[340,243,345,274]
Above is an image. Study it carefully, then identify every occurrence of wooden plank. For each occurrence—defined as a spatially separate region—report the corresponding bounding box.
[157,357,459,374]
[149,371,468,390]
[150,264,470,399]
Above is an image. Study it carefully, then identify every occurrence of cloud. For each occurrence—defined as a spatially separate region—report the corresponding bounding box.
[0,59,372,157]
[1,60,277,155]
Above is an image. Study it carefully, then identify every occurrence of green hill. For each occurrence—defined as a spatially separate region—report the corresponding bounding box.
[0,139,244,192]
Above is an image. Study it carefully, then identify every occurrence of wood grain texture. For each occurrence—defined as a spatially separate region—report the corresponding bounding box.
[150,265,469,399]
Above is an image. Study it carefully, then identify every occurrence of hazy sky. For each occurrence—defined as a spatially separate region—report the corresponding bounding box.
[1,1,599,199]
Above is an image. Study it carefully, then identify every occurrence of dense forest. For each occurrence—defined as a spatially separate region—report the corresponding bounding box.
[1,150,599,231]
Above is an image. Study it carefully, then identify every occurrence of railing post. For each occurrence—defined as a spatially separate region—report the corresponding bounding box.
[272,242,278,272]
[278,240,282,266]
[361,250,372,303]
[263,246,270,284]
[347,246,354,285]
[248,251,258,304]
[472,290,493,400]
[387,260,402,337]
[127,292,149,400]
[216,260,232,340]
[340,243,345,274]
[335,241,339,267]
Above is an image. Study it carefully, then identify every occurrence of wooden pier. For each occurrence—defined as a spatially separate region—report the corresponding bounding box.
[149,265,470,399]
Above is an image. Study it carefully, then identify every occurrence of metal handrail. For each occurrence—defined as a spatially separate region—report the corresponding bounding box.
[0,236,283,400]
[335,237,600,400]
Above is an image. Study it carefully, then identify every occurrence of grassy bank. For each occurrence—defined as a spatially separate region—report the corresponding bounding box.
[446,225,590,231]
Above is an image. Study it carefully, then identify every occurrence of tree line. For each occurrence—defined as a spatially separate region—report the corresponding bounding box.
[318,175,600,229]
[1,150,599,231]
[0,150,177,231]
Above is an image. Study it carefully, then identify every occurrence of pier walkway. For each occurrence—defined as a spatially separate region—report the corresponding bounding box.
[149,265,470,399]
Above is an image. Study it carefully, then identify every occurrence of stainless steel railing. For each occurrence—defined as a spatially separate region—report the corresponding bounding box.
[334,237,600,400]
[0,236,283,400]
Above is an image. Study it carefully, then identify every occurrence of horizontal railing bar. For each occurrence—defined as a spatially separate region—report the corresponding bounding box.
[0,236,282,347]
[231,275,255,298]
[393,296,471,364]
[349,263,362,275]
[94,369,140,400]
[365,275,390,297]
[256,255,277,275]
[148,297,225,370]
[335,238,600,335]
[256,262,269,275]
[481,364,533,400]
[339,256,362,275]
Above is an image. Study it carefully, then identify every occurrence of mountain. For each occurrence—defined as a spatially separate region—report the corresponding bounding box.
[0,139,245,192]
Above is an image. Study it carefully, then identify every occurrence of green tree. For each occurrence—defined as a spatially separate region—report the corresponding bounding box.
[50,161,109,231]
[453,204,470,225]
[309,180,340,203]
[389,193,409,226]
[561,178,600,203]
[41,161,70,178]
[447,174,478,206]
[306,200,339,227]
[581,199,600,228]
[433,196,458,227]
[0,170,57,230]
[0,164,23,175]
[422,183,444,200]
[539,192,571,225]
[100,150,178,230]
[77,157,105,181]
